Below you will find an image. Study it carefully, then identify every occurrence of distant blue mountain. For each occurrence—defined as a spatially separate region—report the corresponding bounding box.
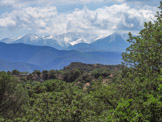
[0,42,123,72]
[67,33,130,52]
[0,58,42,72]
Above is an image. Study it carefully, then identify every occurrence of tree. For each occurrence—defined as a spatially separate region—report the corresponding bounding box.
[12,69,20,76]
[49,70,56,79]
[0,72,28,118]
[110,2,162,121]
[63,69,81,82]
[42,70,49,80]
[122,2,162,79]
[32,70,41,77]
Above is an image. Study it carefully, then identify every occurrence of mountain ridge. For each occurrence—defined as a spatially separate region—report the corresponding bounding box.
[67,33,129,52]
[0,42,122,72]
[0,32,129,52]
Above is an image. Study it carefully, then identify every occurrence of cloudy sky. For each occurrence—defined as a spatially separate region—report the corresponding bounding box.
[0,0,160,39]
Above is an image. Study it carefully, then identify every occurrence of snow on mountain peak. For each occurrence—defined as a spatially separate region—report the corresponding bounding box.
[0,32,129,50]
[16,36,23,40]
[43,35,54,40]
[70,38,87,46]
[20,34,39,42]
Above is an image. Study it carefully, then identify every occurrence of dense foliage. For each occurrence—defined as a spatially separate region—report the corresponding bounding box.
[0,2,161,122]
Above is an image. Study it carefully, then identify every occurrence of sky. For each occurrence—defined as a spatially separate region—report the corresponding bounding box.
[0,0,161,40]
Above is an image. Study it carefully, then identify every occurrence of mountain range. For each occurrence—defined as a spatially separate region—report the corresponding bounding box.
[0,32,129,52]
[67,33,129,52]
[0,32,97,50]
[0,32,130,72]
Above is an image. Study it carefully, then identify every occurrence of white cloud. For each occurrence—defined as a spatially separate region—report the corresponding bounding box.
[0,0,160,10]
[0,3,158,39]
[0,0,124,7]
[0,17,16,27]
[0,0,17,6]
[0,0,26,8]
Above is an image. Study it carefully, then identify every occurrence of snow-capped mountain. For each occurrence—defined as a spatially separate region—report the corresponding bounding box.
[0,32,129,52]
[67,33,130,52]
[0,32,97,49]
[53,32,97,45]
[13,34,64,49]
[0,38,15,44]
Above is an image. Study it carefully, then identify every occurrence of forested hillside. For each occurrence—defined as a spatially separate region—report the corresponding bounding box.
[6,63,122,87]
[0,2,161,122]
